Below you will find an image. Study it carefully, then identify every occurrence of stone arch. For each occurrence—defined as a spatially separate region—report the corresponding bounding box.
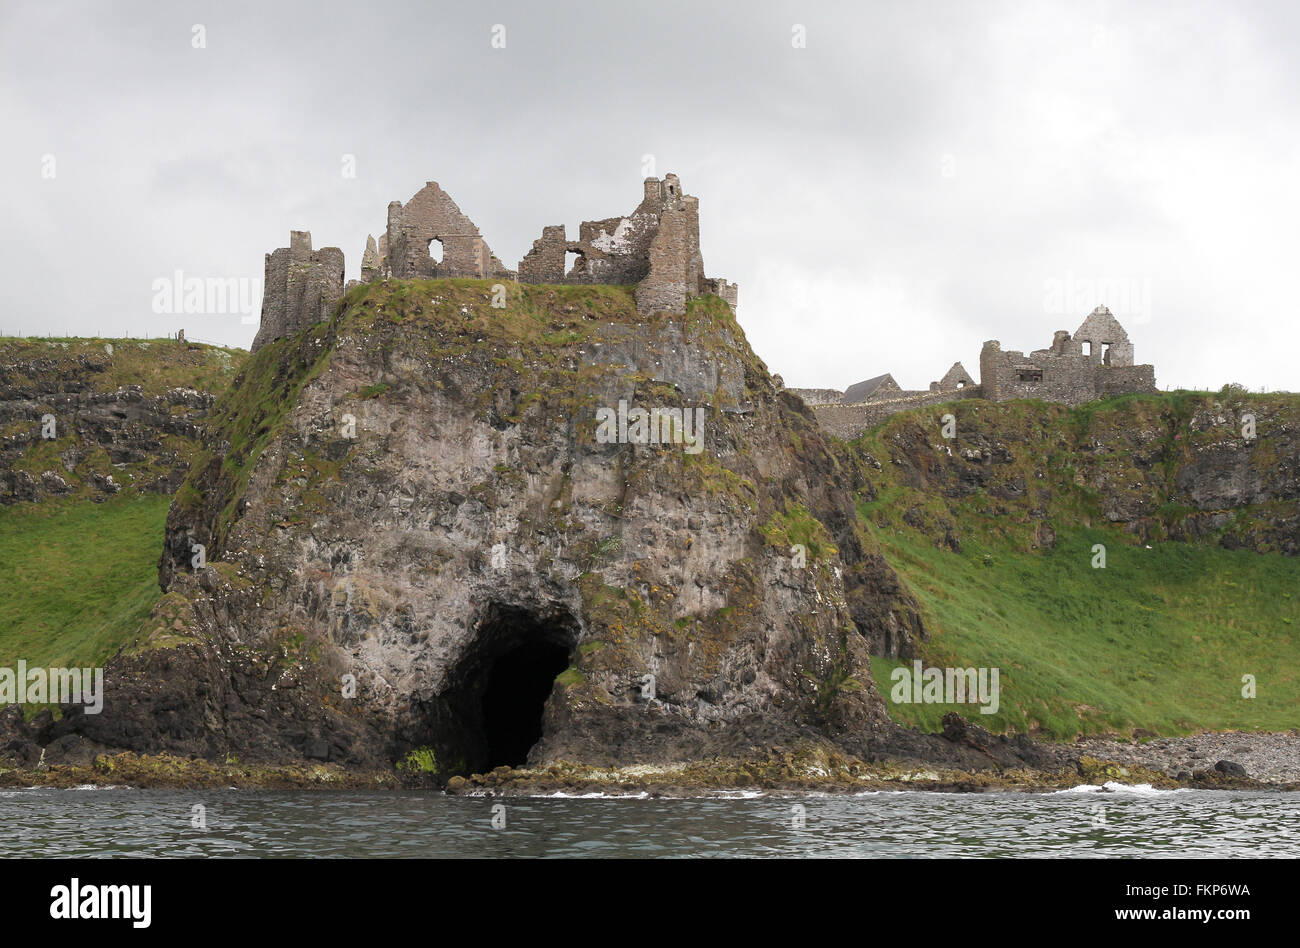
[565,248,587,280]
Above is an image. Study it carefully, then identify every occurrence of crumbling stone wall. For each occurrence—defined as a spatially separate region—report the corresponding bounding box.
[368,182,513,281]
[788,387,845,406]
[516,225,567,284]
[979,307,1155,404]
[932,362,975,392]
[1097,364,1157,397]
[813,387,984,438]
[1074,307,1135,366]
[251,231,344,353]
[517,174,735,317]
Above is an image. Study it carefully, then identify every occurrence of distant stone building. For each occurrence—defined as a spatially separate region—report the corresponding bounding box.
[980,307,1156,404]
[843,373,902,404]
[931,362,975,392]
[251,174,738,353]
[792,309,1155,439]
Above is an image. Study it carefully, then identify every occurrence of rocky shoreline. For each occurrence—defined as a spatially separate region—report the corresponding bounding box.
[3,730,1296,795]
[1073,731,1300,784]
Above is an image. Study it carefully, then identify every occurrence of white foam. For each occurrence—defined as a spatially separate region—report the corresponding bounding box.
[1053,782,1189,795]
[537,791,652,799]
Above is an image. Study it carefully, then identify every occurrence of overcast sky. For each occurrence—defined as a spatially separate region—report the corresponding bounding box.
[2,0,1297,392]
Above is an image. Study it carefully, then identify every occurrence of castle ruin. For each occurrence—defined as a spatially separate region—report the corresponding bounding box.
[792,308,1156,438]
[251,174,737,353]
[250,231,345,353]
[979,307,1155,404]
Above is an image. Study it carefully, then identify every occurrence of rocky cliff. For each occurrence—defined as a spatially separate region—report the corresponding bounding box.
[26,281,938,776]
[2,301,1296,787]
[856,391,1299,556]
[0,339,245,504]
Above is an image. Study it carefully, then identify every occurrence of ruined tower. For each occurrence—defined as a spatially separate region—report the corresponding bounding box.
[517,174,737,316]
[250,231,344,353]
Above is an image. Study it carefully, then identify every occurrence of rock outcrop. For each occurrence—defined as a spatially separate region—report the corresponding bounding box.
[0,339,244,504]
[4,297,1295,785]
[90,279,924,776]
[862,391,1299,555]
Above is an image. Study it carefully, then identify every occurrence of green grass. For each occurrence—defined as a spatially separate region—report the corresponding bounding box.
[867,524,1300,738]
[852,391,1300,738]
[758,502,838,562]
[0,495,169,669]
[0,337,246,395]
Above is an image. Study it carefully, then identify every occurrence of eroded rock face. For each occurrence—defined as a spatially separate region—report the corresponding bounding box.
[129,282,921,776]
[0,342,239,504]
[864,395,1300,554]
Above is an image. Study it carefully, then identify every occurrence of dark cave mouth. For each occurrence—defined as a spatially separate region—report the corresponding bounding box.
[480,638,570,770]
[433,604,579,774]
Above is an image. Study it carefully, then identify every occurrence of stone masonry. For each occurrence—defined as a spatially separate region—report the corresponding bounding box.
[250,231,344,353]
[516,173,737,317]
[367,181,513,282]
[932,362,975,392]
[253,174,739,352]
[792,309,1154,439]
[980,307,1155,405]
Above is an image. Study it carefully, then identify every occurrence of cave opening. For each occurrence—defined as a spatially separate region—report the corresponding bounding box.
[481,639,570,769]
[432,603,579,775]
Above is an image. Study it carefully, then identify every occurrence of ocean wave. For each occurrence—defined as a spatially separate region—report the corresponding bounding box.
[1053,782,1189,795]
[535,791,653,799]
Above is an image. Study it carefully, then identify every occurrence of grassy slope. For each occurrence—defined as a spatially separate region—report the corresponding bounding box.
[867,525,1299,737]
[0,338,247,671]
[859,393,1300,739]
[0,494,171,669]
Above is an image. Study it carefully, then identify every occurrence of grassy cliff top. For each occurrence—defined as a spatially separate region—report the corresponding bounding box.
[332,278,748,358]
[0,337,247,395]
[851,389,1300,739]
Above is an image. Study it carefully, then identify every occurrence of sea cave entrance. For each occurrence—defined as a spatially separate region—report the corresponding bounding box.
[481,639,570,768]
[439,603,577,773]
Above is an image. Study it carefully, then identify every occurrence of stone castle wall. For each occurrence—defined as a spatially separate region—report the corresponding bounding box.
[792,307,1154,441]
[788,387,844,406]
[809,387,984,439]
[253,173,739,352]
[979,307,1156,406]
[251,231,344,353]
